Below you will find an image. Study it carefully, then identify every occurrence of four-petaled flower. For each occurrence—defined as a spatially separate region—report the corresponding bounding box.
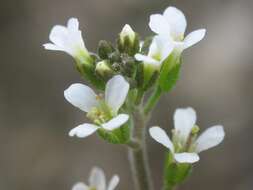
[64,75,130,138]
[43,17,92,63]
[135,35,174,68]
[149,6,206,52]
[72,167,120,190]
[149,107,225,163]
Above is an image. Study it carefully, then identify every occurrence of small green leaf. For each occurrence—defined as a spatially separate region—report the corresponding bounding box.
[97,123,130,144]
[159,53,182,92]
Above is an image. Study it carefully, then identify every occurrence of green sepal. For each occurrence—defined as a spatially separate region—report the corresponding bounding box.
[135,63,144,89]
[97,122,130,144]
[117,34,140,56]
[140,36,154,54]
[163,153,192,190]
[158,53,182,92]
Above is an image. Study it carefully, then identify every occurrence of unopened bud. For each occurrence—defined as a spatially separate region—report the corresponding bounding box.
[95,60,114,79]
[98,40,115,59]
[118,24,139,56]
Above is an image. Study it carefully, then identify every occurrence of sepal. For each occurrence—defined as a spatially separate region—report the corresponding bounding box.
[164,152,192,189]
[97,122,130,144]
[158,52,182,92]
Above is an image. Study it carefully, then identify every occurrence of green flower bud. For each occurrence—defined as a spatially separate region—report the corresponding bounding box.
[118,24,139,56]
[95,60,114,79]
[98,40,115,59]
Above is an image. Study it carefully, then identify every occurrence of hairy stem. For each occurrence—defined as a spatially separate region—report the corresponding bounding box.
[128,108,153,190]
[144,85,162,115]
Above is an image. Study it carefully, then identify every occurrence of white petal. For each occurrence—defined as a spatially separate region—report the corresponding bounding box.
[151,35,174,62]
[49,25,68,48]
[149,14,171,36]
[149,127,174,153]
[72,182,89,190]
[135,54,160,66]
[174,107,197,142]
[107,175,120,190]
[183,29,206,49]
[174,153,199,163]
[64,83,98,112]
[163,6,187,38]
[69,123,99,138]
[195,125,225,153]
[105,75,129,113]
[68,18,79,31]
[89,167,106,190]
[43,43,64,51]
[101,114,129,131]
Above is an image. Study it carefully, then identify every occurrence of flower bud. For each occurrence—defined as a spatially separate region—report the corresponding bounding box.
[118,24,139,56]
[95,60,114,79]
[98,40,115,59]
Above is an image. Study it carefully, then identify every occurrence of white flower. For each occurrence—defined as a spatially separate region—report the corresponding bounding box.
[149,6,206,52]
[135,35,174,67]
[149,107,225,163]
[43,17,91,62]
[120,24,136,44]
[72,167,120,190]
[64,75,130,138]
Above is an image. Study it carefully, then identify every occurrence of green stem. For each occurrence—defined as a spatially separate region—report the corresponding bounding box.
[128,109,153,190]
[144,85,162,115]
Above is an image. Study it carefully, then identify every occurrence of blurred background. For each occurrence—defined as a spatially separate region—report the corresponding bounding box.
[0,0,253,189]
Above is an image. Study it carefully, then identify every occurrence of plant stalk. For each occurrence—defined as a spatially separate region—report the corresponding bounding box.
[128,108,153,190]
[144,85,162,115]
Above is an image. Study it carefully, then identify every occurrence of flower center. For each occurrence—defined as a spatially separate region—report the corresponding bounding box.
[172,34,184,42]
[86,95,114,125]
[151,51,162,62]
[172,125,200,153]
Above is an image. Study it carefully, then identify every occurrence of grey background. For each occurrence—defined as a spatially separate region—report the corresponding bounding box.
[0,0,253,189]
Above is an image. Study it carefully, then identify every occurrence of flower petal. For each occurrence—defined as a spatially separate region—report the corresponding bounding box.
[135,54,160,66]
[72,182,89,190]
[183,29,206,49]
[163,6,187,38]
[68,18,79,31]
[64,83,98,112]
[105,75,129,113]
[174,152,200,163]
[107,175,120,190]
[69,123,99,138]
[43,43,64,51]
[149,127,174,153]
[149,14,171,36]
[49,25,69,48]
[89,167,106,190]
[174,107,196,143]
[195,125,225,153]
[151,35,174,62]
[101,114,129,131]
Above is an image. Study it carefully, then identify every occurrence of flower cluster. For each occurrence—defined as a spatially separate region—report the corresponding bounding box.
[44,5,225,190]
